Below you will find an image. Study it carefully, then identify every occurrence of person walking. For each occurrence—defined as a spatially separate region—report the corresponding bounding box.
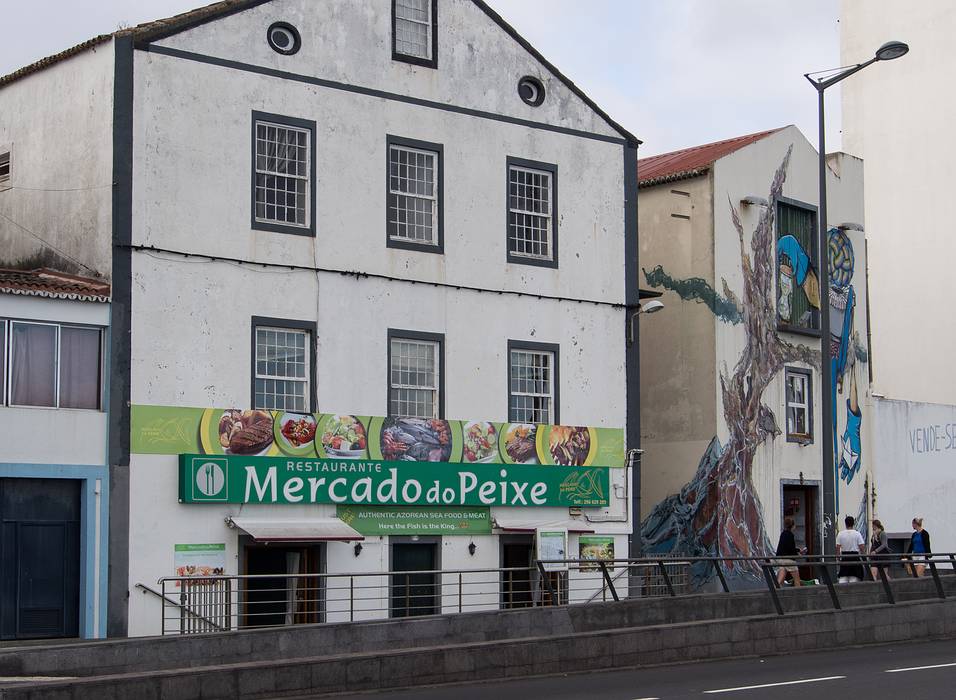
[836,515,865,583]
[869,519,890,580]
[907,517,931,577]
[775,517,802,587]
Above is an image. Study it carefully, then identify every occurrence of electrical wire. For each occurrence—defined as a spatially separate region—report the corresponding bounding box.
[0,209,101,275]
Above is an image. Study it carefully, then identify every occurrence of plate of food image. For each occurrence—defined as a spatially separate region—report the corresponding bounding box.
[318,414,368,459]
[499,423,539,464]
[539,425,596,466]
[200,408,276,456]
[379,417,452,462]
[274,412,318,456]
[461,421,499,463]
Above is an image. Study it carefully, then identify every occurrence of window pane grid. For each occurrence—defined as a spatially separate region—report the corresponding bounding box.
[509,349,553,423]
[390,339,438,418]
[508,166,553,260]
[785,371,810,437]
[388,145,438,244]
[254,327,309,412]
[395,0,431,59]
[255,122,310,227]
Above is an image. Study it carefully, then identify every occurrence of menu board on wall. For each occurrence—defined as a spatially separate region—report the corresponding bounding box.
[537,529,568,571]
[131,405,625,467]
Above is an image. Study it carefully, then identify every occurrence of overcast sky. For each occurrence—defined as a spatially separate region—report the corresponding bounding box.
[0,0,842,155]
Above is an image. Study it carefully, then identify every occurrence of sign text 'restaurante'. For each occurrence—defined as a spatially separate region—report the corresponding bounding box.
[179,454,609,507]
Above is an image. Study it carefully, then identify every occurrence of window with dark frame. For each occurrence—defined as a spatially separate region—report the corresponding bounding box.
[392,0,437,67]
[0,152,9,189]
[507,158,557,267]
[508,341,559,424]
[388,331,443,419]
[252,320,314,413]
[785,367,813,443]
[252,112,316,236]
[2,319,103,410]
[387,136,443,252]
[776,199,819,333]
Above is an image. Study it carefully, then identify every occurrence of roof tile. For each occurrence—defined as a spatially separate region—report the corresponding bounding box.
[0,268,110,302]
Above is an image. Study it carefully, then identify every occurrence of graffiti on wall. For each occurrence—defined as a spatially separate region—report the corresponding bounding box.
[641,147,822,586]
[641,147,869,587]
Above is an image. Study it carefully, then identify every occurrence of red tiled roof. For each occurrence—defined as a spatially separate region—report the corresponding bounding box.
[638,128,785,187]
[0,268,110,302]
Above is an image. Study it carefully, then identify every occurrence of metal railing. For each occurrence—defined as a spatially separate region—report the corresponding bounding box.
[145,552,956,635]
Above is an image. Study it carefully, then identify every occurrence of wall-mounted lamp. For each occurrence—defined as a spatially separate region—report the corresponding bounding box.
[353,542,363,557]
[467,541,477,556]
[836,222,864,232]
[626,300,664,346]
[740,195,770,208]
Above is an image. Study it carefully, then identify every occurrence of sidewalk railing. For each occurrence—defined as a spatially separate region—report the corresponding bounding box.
[145,552,956,635]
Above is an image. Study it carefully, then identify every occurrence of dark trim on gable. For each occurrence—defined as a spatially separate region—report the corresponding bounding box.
[107,34,134,639]
[250,111,317,237]
[470,0,640,147]
[386,328,445,419]
[251,316,318,413]
[391,0,438,69]
[142,45,627,146]
[505,156,558,269]
[624,142,641,557]
[386,134,444,254]
[507,339,560,424]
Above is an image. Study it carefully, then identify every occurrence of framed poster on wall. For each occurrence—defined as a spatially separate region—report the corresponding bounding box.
[536,529,568,571]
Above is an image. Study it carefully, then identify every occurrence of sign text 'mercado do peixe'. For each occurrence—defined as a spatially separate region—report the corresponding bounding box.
[179,454,609,507]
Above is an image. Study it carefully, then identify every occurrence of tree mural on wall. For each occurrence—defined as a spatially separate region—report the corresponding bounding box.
[642,147,821,586]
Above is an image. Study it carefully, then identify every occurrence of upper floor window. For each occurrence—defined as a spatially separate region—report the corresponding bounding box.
[252,317,315,413]
[785,367,812,443]
[252,112,316,236]
[776,198,819,334]
[2,319,103,410]
[392,0,437,68]
[387,135,443,253]
[388,330,443,418]
[0,152,9,190]
[508,341,559,424]
[507,157,558,268]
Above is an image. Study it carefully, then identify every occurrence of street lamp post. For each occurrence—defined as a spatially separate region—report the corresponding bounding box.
[804,40,908,556]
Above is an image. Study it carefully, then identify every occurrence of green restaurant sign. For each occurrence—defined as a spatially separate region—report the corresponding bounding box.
[337,505,491,535]
[179,454,608,508]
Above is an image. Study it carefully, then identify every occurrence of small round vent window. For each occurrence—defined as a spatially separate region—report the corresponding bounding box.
[267,22,301,55]
[518,76,545,107]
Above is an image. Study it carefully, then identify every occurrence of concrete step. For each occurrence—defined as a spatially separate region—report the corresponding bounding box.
[0,575,952,681]
[2,595,956,700]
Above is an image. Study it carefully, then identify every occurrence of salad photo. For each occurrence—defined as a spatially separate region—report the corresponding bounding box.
[462,421,498,462]
[320,415,368,459]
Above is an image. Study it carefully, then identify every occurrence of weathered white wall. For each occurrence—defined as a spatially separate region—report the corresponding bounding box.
[125,0,630,636]
[0,44,114,277]
[870,398,956,554]
[841,0,955,405]
[154,0,622,141]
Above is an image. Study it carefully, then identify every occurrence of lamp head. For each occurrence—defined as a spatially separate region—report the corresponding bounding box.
[640,300,664,315]
[875,41,908,61]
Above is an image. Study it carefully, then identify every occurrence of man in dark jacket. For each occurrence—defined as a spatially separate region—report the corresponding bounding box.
[775,517,803,586]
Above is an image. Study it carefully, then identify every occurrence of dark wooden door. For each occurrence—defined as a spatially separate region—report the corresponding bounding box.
[391,543,437,617]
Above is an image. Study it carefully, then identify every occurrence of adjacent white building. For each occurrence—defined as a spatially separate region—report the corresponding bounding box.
[0,0,641,637]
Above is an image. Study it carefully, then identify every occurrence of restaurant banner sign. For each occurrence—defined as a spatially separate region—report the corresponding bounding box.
[336,505,491,535]
[180,454,609,507]
[132,404,624,468]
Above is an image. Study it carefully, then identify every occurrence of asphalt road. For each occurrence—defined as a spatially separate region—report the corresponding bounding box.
[325,637,956,700]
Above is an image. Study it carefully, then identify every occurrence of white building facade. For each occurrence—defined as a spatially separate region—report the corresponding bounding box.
[2,0,641,637]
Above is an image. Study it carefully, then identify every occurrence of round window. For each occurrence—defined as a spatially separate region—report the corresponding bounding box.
[518,76,545,107]
[267,22,301,55]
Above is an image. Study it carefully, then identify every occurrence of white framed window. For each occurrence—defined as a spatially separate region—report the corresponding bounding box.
[389,332,442,418]
[393,0,435,64]
[507,158,557,266]
[387,137,442,250]
[508,342,558,424]
[252,112,315,235]
[253,324,311,412]
[0,152,9,190]
[785,368,812,442]
[3,319,103,410]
